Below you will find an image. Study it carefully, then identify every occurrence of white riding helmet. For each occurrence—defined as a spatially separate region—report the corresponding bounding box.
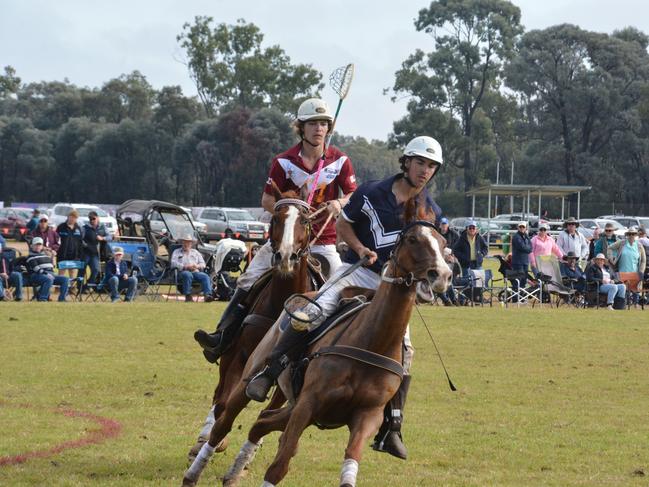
[403,136,443,165]
[297,98,334,122]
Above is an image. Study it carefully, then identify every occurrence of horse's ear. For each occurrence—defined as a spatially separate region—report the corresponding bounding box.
[417,204,436,224]
[271,181,283,202]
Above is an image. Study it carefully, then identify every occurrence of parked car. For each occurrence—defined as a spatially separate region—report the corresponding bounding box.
[578,218,626,238]
[49,203,118,235]
[598,215,649,230]
[0,208,29,240]
[196,207,268,243]
[181,207,208,240]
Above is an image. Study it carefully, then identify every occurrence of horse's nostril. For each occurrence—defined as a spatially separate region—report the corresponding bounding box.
[272,253,281,266]
[290,253,299,262]
[427,270,438,282]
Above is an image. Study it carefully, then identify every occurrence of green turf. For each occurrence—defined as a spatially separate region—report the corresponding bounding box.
[1,302,648,486]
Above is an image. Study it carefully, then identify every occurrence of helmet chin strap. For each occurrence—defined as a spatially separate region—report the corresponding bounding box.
[302,136,320,148]
[403,173,417,188]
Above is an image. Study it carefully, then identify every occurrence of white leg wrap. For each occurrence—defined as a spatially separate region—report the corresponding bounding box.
[224,440,260,480]
[340,458,359,486]
[185,441,215,480]
[260,482,275,487]
[198,405,216,438]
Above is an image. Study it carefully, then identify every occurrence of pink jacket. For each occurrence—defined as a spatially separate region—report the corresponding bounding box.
[529,234,563,266]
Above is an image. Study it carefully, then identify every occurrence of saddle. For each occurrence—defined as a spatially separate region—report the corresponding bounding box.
[305,287,375,346]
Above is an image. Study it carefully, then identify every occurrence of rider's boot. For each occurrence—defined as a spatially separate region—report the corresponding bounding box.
[245,314,307,402]
[372,375,411,460]
[194,288,249,363]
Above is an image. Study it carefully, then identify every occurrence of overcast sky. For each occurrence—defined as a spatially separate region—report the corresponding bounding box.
[1,0,648,140]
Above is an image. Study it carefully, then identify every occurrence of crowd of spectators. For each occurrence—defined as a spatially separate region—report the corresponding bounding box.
[437,218,648,310]
[1,209,648,309]
[0,209,206,303]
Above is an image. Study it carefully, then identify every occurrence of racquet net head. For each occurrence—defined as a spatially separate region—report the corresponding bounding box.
[329,63,354,100]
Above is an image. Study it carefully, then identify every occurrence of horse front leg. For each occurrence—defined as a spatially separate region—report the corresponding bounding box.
[339,408,384,487]
[261,398,314,486]
[187,353,243,463]
[182,381,252,487]
[222,390,289,487]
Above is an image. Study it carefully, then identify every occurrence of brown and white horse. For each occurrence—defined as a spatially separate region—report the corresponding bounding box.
[181,202,452,487]
[187,185,320,461]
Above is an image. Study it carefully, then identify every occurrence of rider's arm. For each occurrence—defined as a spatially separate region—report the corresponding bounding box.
[261,193,276,214]
[336,217,377,266]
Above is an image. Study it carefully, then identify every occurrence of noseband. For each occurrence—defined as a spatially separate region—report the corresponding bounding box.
[270,198,313,262]
[381,220,440,287]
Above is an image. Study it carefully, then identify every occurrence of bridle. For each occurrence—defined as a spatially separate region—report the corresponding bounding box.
[381,220,441,287]
[270,198,313,263]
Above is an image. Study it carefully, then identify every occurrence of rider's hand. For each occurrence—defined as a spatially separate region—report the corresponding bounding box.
[0,272,7,279]
[323,199,342,218]
[358,247,378,266]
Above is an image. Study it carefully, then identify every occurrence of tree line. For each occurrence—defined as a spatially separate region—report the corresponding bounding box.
[2,1,649,217]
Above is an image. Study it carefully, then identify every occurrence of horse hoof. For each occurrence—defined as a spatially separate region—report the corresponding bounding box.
[182,477,197,487]
[222,469,247,487]
[215,436,229,453]
[340,484,354,487]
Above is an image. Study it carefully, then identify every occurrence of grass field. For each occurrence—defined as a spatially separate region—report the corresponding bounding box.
[1,302,648,486]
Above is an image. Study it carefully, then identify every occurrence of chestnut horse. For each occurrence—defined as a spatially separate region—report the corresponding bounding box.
[181,204,452,487]
[187,186,322,461]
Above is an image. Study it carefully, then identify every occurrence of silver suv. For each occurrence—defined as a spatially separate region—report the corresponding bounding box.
[196,207,268,242]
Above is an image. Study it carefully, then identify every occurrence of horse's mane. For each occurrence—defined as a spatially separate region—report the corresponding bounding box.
[403,191,436,225]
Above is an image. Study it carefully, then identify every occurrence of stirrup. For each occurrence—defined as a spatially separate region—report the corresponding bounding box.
[245,366,274,402]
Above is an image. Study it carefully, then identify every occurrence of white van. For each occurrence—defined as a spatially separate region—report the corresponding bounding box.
[49,203,118,236]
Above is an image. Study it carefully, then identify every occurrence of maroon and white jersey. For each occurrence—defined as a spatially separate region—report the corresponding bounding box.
[264,142,357,245]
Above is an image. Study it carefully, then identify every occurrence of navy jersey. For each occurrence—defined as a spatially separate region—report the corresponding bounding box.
[340,174,442,273]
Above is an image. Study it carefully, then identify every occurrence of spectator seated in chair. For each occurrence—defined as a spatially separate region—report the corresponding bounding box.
[586,253,626,310]
[438,247,461,306]
[26,237,69,302]
[104,246,137,303]
[560,251,586,293]
[0,235,23,301]
[171,233,214,302]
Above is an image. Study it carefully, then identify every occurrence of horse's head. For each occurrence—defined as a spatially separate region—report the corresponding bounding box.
[386,199,452,299]
[268,183,312,276]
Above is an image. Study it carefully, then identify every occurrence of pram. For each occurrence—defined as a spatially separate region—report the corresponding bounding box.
[212,239,247,301]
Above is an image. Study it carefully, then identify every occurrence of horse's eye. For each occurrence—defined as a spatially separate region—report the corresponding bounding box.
[408,236,417,244]
[300,218,309,226]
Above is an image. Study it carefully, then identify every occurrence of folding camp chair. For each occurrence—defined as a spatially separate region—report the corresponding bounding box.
[501,269,542,308]
[619,272,641,309]
[535,255,578,307]
[57,260,86,300]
